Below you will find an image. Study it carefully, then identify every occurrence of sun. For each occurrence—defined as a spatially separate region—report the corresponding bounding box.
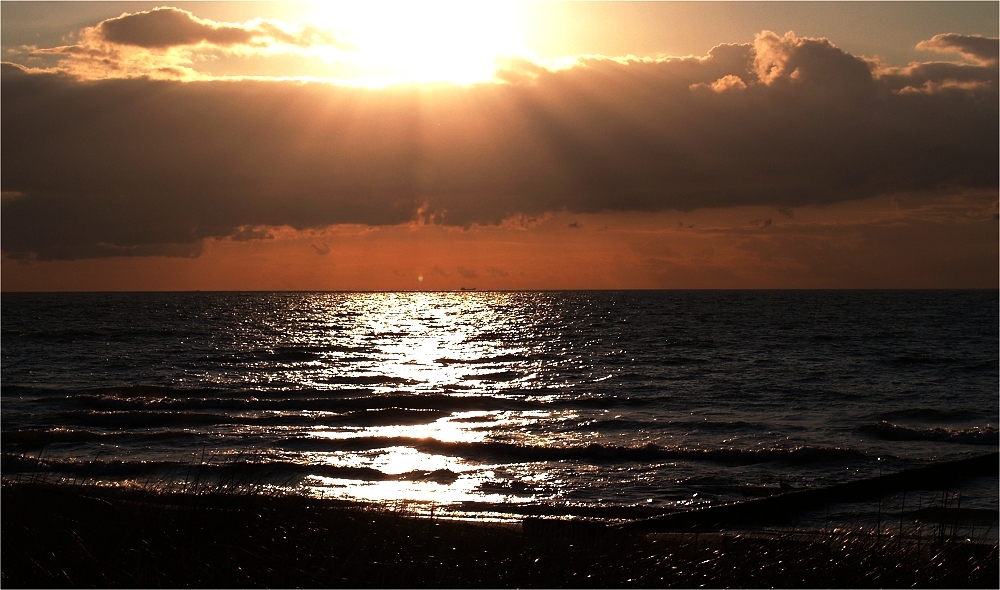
[307,1,529,85]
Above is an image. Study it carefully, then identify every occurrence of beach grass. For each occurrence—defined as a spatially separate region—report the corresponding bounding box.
[2,481,996,588]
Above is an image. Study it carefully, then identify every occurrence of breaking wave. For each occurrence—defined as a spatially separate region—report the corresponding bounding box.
[860,421,999,445]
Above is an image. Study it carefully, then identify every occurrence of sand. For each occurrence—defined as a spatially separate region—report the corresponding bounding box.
[2,482,996,588]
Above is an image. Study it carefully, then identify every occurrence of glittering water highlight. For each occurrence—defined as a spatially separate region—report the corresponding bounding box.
[3,290,997,520]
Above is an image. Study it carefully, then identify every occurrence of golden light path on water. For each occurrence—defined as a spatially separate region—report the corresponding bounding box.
[5,291,997,530]
[291,292,577,508]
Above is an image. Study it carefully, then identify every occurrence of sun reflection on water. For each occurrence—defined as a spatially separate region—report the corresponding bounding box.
[304,475,523,507]
[225,292,645,511]
[298,292,547,394]
[286,292,572,506]
[308,410,557,443]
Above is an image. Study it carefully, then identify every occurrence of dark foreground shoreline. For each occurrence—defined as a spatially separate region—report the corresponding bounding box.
[2,483,996,588]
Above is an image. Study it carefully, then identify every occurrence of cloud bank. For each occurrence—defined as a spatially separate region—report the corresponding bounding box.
[2,26,996,260]
[916,33,998,65]
[23,8,353,80]
[95,7,262,49]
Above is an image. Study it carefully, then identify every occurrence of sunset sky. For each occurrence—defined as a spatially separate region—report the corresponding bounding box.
[2,1,997,291]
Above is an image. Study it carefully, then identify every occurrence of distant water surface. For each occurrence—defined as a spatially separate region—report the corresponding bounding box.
[2,291,997,521]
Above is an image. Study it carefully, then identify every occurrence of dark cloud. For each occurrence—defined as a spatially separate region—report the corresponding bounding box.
[880,61,998,92]
[232,226,274,241]
[1,62,421,259]
[2,31,996,260]
[917,33,999,65]
[95,7,255,49]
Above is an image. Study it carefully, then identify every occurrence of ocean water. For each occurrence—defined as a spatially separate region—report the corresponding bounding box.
[2,291,997,524]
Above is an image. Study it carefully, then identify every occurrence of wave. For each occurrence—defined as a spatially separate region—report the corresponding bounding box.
[877,408,982,422]
[1,384,230,398]
[280,437,870,466]
[20,389,544,416]
[1,428,188,448]
[46,406,450,430]
[1,408,452,447]
[889,355,960,366]
[2,326,219,341]
[436,354,525,365]
[1,454,188,477]
[461,371,524,382]
[476,479,553,496]
[321,375,422,386]
[569,396,656,409]
[0,453,459,484]
[59,410,251,428]
[2,328,105,340]
[662,338,718,349]
[568,418,771,433]
[2,387,545,414]
[658,356,710,366]
[860,421,999,445]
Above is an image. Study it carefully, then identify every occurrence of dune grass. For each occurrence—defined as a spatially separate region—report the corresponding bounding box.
[2,481,996,588]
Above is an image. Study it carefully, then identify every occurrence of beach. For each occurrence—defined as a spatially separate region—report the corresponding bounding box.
[3,2,998,586]
[3,481,996,588]
[3,291,998,587]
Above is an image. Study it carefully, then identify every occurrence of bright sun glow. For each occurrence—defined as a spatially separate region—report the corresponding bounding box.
[307,1,529,85]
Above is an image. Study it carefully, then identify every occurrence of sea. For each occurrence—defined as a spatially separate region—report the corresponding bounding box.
[3,290,997,529]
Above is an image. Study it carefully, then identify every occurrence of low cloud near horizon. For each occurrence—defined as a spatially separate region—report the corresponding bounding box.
[1,10,997,263]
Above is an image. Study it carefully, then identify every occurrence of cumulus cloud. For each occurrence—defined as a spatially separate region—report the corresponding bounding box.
[753,30,876,90]
[232,226,275,241]
[22,8,353,80]
[875,33,1000,93]
[95,8,257,49]
[711,74,747,92]
[93,8,350,50]
[2,30,996,260]
[879,61,997,91]
[917,33,999,65]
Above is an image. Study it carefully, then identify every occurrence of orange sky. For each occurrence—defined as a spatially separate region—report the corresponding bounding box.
[1,2,997,290]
